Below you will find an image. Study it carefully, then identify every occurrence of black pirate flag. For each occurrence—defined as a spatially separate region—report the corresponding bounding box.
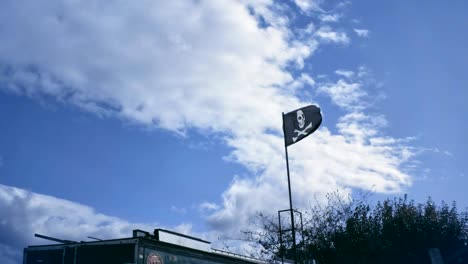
[283,105,322,147]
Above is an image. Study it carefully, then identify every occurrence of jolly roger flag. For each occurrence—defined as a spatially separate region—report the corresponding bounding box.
[283,105,322,147]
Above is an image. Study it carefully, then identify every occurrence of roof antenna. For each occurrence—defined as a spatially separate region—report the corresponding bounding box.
[87,236,103,241]
[35,234,77,244]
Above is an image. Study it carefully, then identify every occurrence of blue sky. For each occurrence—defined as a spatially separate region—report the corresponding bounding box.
[1,0,467,263]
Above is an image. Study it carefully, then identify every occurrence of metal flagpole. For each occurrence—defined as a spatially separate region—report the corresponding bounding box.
[282,112,297,264]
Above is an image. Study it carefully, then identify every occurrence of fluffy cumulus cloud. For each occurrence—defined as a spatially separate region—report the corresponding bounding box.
[207,95,415,236]
[318,79,366,111]
[0,184,221,263]
[0,184,158,263]
[0,0,415,257]
[0,0,312,133]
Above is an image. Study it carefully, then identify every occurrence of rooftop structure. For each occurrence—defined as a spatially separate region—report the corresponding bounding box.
[23,228,266,264]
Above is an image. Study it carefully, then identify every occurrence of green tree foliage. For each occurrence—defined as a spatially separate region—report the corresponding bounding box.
[244,194,468,263]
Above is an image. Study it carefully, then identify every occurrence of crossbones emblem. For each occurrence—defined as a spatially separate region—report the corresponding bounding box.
[293,122,312,142]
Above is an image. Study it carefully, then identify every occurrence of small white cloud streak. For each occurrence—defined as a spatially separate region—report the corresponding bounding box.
[293,0,323,12]
[0,0,415,244]
[335,69,355,78]
[354,28,370,37]
[200,202,221,212]
[319,14,340,22]
[315,26,350,44]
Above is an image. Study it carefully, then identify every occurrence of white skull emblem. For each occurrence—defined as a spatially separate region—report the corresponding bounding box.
[297,110,305,129]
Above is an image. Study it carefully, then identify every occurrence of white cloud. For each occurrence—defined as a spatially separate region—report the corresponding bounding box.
[335,69,355,78]
[293,0,323,12]
[199,202,221,212]
[315,26,350,44]
[0,0,312,134]
[0,0,415,248]
[0,184,236,262]
[354,28,370,37]
[288,73,316,92]
[206,115,414,235]
[317,79,367,110]
[0,184,162,263]
[357,65,370,78]
[319,14,340,22]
